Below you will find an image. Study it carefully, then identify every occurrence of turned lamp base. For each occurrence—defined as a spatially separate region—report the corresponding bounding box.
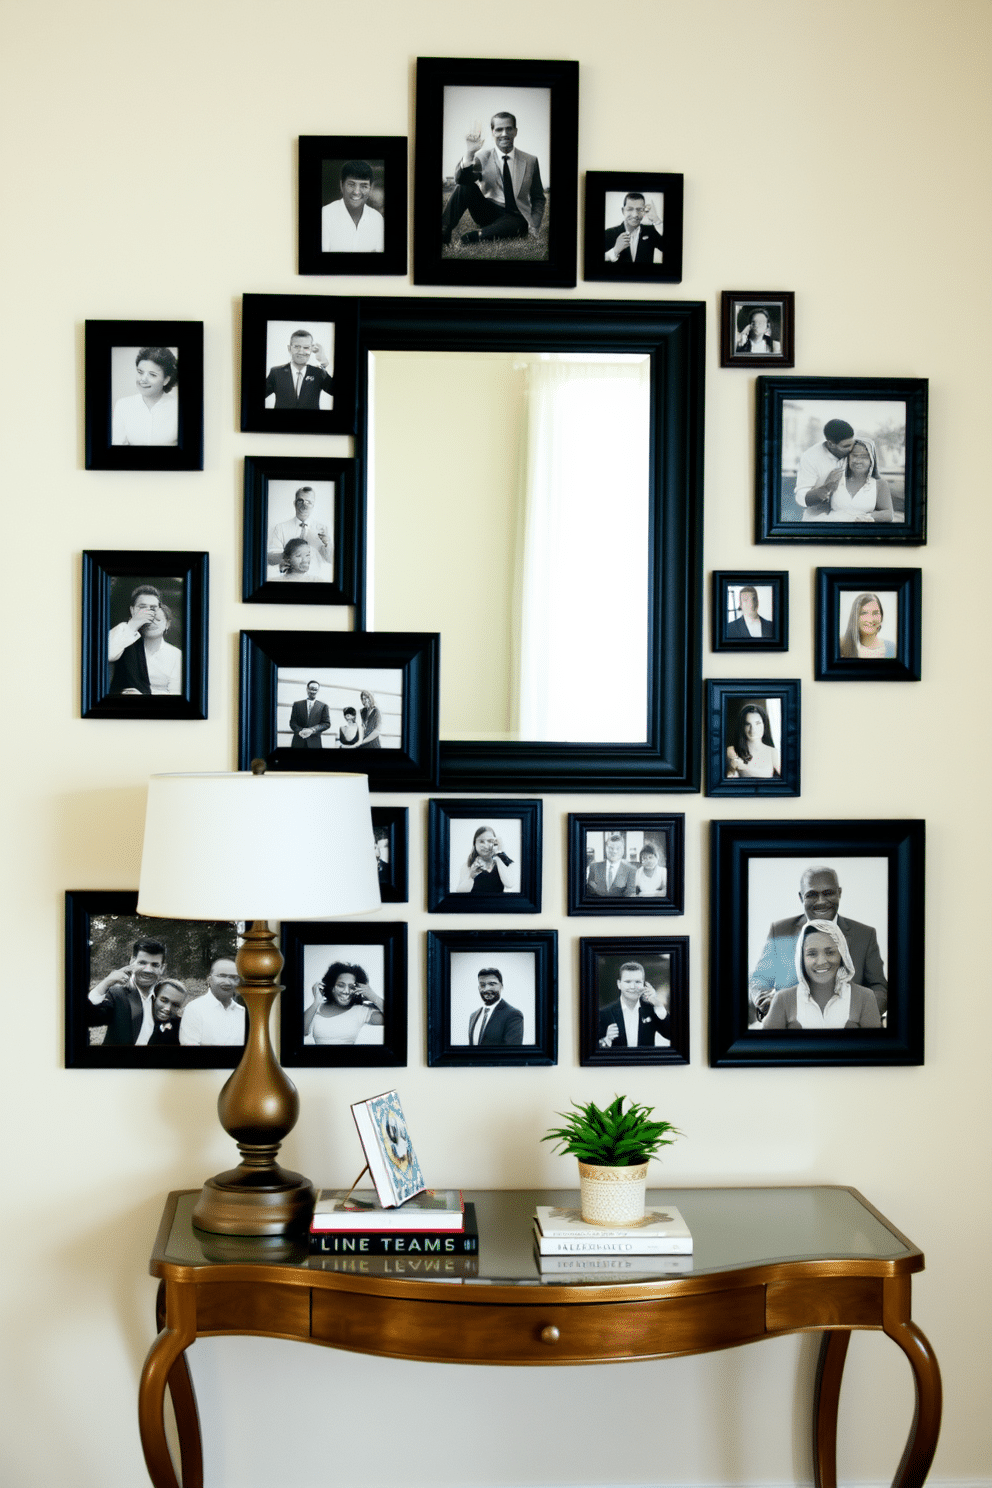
[192,919,315,1237]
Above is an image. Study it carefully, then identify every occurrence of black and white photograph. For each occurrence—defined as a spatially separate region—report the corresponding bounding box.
[242,456,360,606]
[583,172,684,284]
[239,630,439,788]
[815,568,922,682]
[427,799,542,914]
[239,293,357,436]
[81,550,208,720]
[279,921,407,1068]
[426,929,557,1067]
[372,806,409,904]
[709,819,925,1067]
[720,292,795,368]
[706,680,801,797]
[578,937,690,1066]
[84,319,203,471]
[756,376,928,544]
[65,892,245,1069]
[567,814,685,916]
[712,571,789,652]
[413,57,578,288]
[298,135,407,276]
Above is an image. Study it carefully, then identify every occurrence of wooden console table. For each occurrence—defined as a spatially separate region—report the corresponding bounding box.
[141,1186,941,1488]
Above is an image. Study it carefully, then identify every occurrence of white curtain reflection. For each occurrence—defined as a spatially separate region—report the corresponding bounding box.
[514,356,650,742]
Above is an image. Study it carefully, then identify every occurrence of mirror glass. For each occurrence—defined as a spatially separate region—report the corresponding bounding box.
[368,350,650,743]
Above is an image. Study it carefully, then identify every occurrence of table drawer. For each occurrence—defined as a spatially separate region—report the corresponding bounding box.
[311,1286,767,1364]
[766,1276,884,1332]
[195,1280,311,1339]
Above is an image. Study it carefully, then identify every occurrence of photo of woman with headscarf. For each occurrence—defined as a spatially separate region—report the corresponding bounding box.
[760,919,883,1030]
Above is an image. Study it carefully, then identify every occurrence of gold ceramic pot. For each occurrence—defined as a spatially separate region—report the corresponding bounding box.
[577,1160,649,1226]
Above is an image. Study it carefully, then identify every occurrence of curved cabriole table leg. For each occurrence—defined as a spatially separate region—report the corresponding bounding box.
[140,1282,202,1488]
[813,1329,851,1488]
[884,1276,942,1488]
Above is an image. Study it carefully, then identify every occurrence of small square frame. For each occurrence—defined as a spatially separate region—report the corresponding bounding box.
[711,571,789,652]
[239,293,358,436]
[567,814,685,916]
[242,456,360,606]
[239,629,439,789]
[706,679,801,797]
[756,375,928,544]
[84,320,203,471]
[65,891,244,1069]
[720,292,795,368]
[279,920,408,1068]
[81,550,208,720]
[413,55,579,289]
[372,806,409,904]
[578,936,690,1067]
[583,172,684,284]
[709,818,925,1067]
[815,568,922,682]
[427,798,542,913]
[298,135,408,277]
[426,929,557,1067]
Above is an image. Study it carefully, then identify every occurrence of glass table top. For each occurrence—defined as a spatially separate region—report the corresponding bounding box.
[156,1186,917,1288]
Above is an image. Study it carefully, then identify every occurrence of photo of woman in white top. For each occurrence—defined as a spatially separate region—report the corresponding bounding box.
[634,842,667,896]
[111,346,179,446]
[304,961,384,1045]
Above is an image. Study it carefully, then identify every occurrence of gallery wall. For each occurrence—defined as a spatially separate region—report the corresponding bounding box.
[1,0,990,1485]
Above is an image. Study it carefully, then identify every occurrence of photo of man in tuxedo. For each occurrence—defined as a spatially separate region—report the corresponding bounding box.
[597,960,671,1049]
[263,328,334,410]
[604,192,664,265]
[289,680,331,749]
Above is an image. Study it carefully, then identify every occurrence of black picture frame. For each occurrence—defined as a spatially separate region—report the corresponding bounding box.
[239,293,358,436]
[427,799,542,914]
[81,550,208,720]
[242,456,360,606]
[567,814,685,917]
[711,571,789,652]
[583,172,684,284]
[413,56,579,289]
[756,376,928,544]
[239,629,439,790]
[709,819,925,1067]
[815,568,922,682]
[720,291,795,368]
[279,920,407,1068]
[298,135,408,277]
[372,806,409,904]
[706,679,801,798]
[426,929,557,1067]
[65,891,245,1069]
[355,296,705,793]
[578,937,690,1067]
[84,320,203,471]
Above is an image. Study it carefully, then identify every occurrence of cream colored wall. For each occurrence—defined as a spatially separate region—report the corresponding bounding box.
[0,1,989,1485]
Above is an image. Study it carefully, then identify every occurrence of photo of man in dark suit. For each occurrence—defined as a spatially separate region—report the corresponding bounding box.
[748,865,888,1023]
[603,192,664,265]
[598,961,671,1049]
[147,980,185,1046]
[585,833,637,897]
[85,937,167,1046]
[289,680,331,749]
[441,111,546,252]
[467,968,523,1046]
[726,585,774,640]
[264,328,334,409]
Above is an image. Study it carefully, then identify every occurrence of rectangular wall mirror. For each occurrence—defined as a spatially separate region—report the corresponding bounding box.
[355,298,705,793]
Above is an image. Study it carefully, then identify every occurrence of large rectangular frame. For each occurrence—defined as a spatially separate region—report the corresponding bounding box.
[239,629,439,789]
[413,56,579,289]
[355,296,705,792]
[427,929,557,1067]
[242,455,360,606]
[709,819,925,1067]
[279,919,408,1068]
[84,319,204,471]
[578,935,690,1067]
[81,549,208,720]
[756,375,928,545]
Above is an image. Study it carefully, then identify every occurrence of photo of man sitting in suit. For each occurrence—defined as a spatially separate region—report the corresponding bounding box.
[264,328,334,410]
[289,680,331,749]
[604,192,664,265]
[467,968,523,1046]
[441,111,546,255]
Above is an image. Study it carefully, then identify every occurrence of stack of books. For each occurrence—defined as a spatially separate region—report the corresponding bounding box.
[309,1188,478,1257]
[533,1203,693,1278]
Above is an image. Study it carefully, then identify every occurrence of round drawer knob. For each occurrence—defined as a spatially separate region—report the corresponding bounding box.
[539,1324,560,1345]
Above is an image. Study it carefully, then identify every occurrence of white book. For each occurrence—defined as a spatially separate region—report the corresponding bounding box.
[350,1090,426,1208]
[533,1204,692,1254]
[311,1188,463,1232]
[536,1250,693,1277]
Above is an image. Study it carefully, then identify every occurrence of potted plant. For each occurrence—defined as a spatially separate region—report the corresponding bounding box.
[542,1095,682,1226]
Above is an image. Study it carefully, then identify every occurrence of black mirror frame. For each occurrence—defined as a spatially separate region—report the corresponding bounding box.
[355,297,705,793]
